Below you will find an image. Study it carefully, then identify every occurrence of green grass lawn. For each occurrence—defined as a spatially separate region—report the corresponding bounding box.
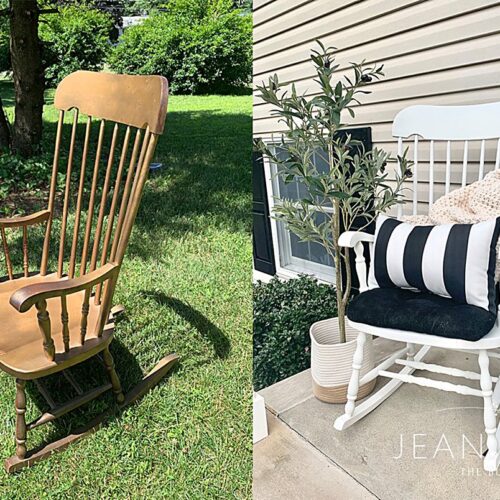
[0,84,252,498]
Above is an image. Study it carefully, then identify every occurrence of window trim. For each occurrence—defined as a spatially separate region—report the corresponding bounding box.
[262,148,336,283]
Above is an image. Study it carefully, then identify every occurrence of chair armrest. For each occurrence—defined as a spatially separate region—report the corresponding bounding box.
[10,263,119,313]
[338,231,374,293]
[338,231,374,248]
[0,209,51,229]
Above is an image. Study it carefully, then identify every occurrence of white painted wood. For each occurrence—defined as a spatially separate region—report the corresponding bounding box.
[262,143,293,282]
[445,140,451,194]
[349,319,500,351]
[458,349,500,359]
[495,138,500,171]
[397,136,403,218]
[353,242,368,293]
[253,269,273,284]
[429,140,434,206]
[334,345,431,431]
[492,377,500,410]
[339,97,500,459]
[338,231,374,247]
[378,370,484,397]
[413,136,418,215]
[485,443,500,473]
[344,331,366,417]
[406,343,416,362]
[395,358,498,382]
[392,102,500,140]
[253,392,268,444]
[359,346,409,385]
[479,350,499,471]
[462,140,468,187]
[339,232,372,293]
[479,139,486,180]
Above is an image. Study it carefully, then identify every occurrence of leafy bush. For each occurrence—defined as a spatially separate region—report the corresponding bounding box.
[107,2,252,94]
[40,5,113,87]
[0,16,9,72]
[253,275,338,391]
[0,152,55,216]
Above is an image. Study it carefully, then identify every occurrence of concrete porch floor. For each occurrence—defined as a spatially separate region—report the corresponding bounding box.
[255,338,500,500]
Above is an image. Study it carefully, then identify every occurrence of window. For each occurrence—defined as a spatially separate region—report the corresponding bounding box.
[264,127,372,283]
[268,146,335,283]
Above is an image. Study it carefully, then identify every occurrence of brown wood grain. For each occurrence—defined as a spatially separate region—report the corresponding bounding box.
[0,70,169,472]
[54,71,168,134]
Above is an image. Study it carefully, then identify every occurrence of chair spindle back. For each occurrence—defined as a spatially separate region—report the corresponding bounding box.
[1,71,168,356]
[393,102,500,218]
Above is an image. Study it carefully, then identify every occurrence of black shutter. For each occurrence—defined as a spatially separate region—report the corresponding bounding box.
[253,149,276,275]
[337,127,374,294]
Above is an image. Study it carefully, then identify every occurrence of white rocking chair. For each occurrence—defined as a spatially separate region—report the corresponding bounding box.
[334,102,500,472]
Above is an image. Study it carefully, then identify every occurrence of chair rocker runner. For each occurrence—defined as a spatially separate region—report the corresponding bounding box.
[0,71,178,473]
[334,102,500,472]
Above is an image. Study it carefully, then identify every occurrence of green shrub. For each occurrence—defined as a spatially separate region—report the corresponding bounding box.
[40,5,113,87]
[0,17,9,72]
[253,275,338,391]
[107,4,252,94]
[0,152,55,216]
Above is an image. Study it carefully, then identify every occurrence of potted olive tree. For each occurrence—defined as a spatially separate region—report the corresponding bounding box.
[255,42,411,403]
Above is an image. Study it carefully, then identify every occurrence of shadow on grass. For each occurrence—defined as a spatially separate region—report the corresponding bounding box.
[142,291,231,359]
[0,80,54,108]
[3,105,251,263]
[27,105,250,228]
[7,291,224,462]
[0,80,14,108]
[128,108,251,259]
[19,334,176,460]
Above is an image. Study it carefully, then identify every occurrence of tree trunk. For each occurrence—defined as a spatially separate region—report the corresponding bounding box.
[333,198,346,344]
[9,0,44,158]
[0,96,10,150]
[329,142,347,343]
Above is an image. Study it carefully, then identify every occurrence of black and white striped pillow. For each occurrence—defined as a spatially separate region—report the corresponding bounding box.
[367,215,500,314]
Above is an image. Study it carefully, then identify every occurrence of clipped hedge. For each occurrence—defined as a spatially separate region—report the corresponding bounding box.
[253,275,338,391]
[107,8,252,94]
[40,5,113,87]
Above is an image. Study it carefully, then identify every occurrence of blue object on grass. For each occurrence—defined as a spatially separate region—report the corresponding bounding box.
[149,162,163,171]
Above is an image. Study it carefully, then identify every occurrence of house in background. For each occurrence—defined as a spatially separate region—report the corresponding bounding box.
[116,16,148,38]
[252,0,500,283]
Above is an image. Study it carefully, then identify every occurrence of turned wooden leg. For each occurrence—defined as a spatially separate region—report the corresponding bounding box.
[102,347,124,404]
[15,379,27,459]
[406,343,416,362]
[479,350,499,469]
[345,331,366,417]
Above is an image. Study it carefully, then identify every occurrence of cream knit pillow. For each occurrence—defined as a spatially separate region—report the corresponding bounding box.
[403,170,500,282]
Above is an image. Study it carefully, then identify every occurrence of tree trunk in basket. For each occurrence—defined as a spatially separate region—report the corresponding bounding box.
[9,0,44,158]
[333,197,346,344]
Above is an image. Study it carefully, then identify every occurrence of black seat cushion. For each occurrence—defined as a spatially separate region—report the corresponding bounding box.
[347,288,497,341]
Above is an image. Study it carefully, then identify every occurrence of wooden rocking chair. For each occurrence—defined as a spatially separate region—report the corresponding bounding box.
[334,102,500,472]
[0,71,178,472]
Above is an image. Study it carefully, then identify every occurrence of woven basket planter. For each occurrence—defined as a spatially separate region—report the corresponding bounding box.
[310,317,376,404]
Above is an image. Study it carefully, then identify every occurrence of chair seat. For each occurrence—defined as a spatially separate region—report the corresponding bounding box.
[0,274,111,378]
[348,288,497,342]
